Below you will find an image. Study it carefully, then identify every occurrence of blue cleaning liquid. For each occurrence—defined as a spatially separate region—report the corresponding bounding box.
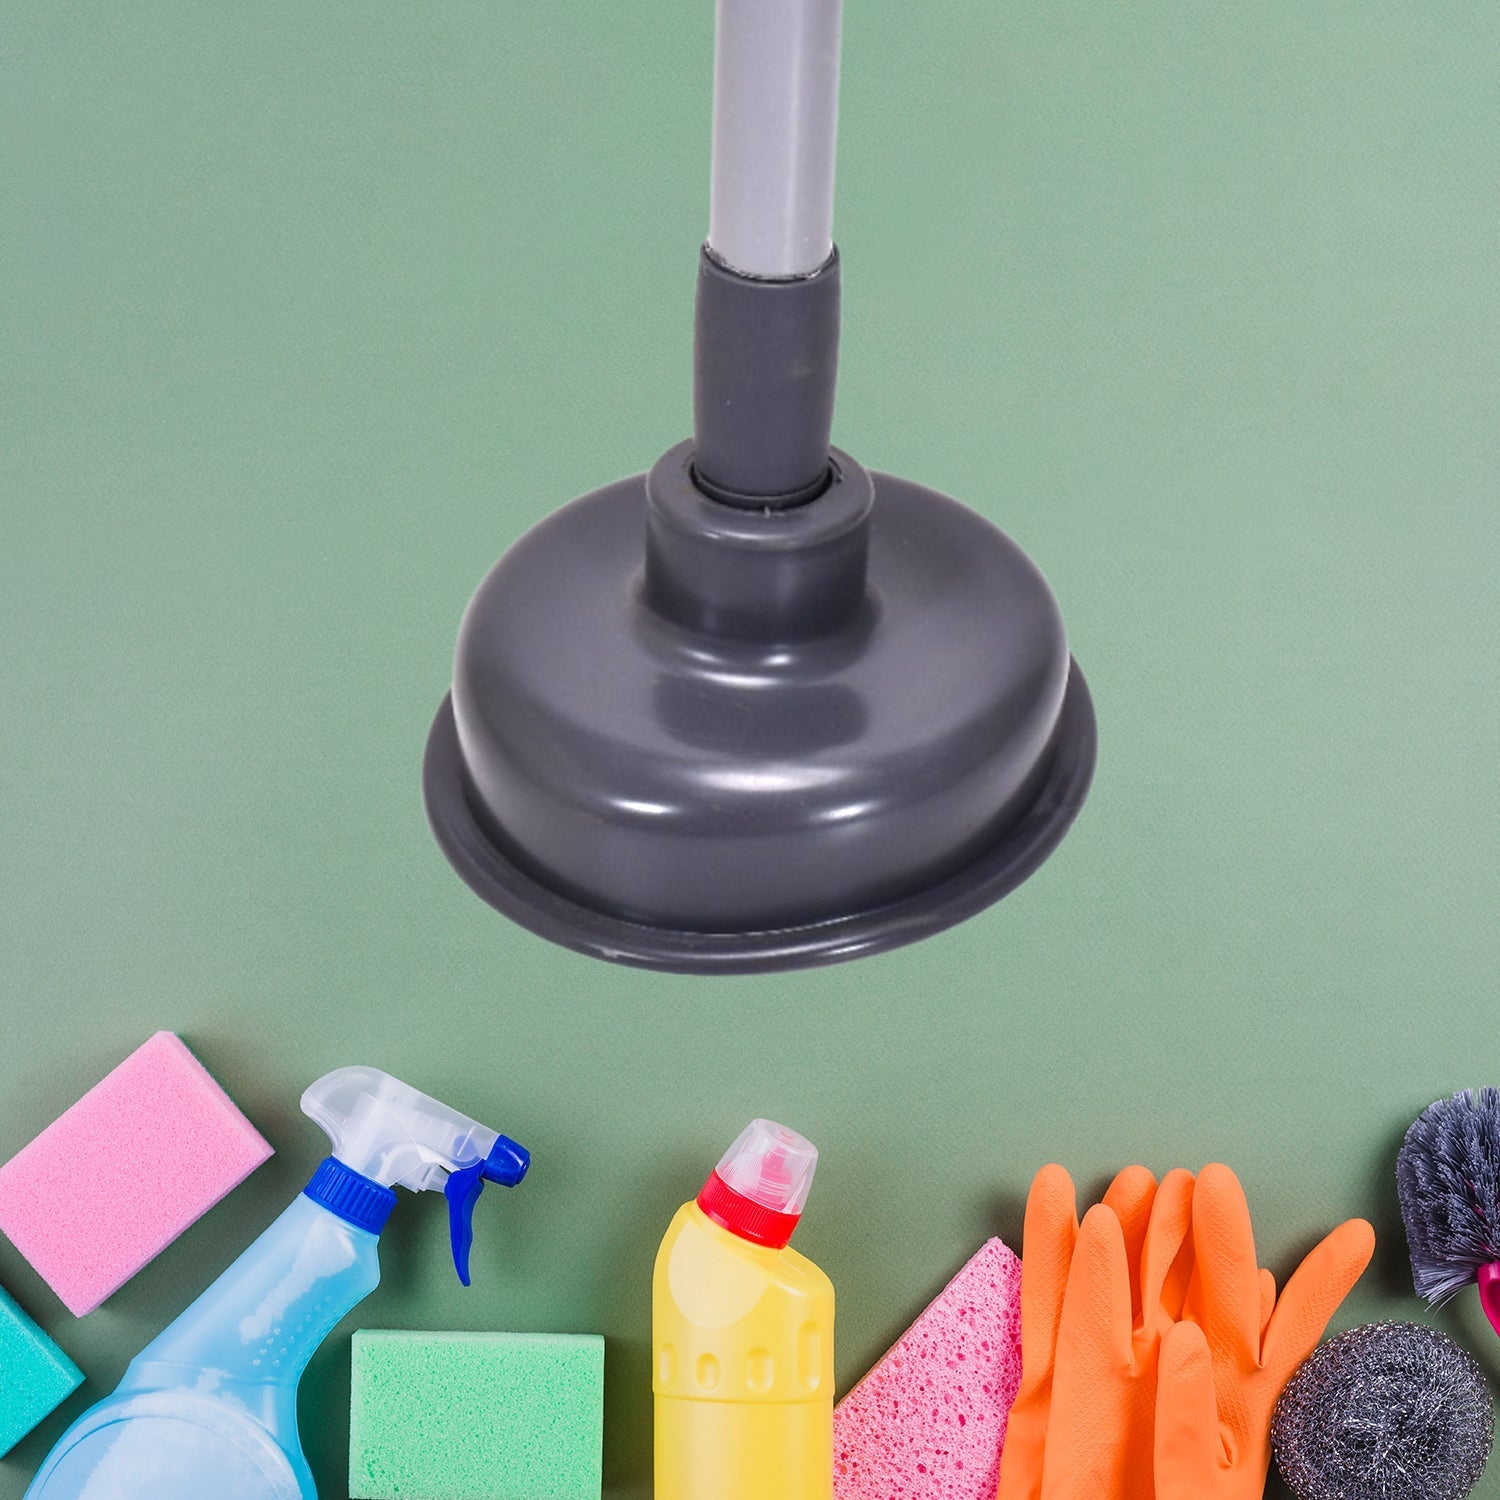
[26,1194,381,1500]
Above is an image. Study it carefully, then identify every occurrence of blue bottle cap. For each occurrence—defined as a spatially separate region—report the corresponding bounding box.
[303,1157,398,1234]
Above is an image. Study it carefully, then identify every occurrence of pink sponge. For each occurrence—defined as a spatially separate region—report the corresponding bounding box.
[834,1237,1023,1500]
[0,1032,272,1315]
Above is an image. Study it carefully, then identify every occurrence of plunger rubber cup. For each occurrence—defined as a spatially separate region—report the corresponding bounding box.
[423,441,1096,974]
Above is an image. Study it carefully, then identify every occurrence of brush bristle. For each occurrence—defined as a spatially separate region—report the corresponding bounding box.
[1396,1088,1500,1304]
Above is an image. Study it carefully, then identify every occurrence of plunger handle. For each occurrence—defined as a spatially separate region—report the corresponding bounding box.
[693,0,844,509]
[709,0,842,278]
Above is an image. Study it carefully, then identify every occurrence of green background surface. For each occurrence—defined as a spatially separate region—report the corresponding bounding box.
[3,2,1498,1496]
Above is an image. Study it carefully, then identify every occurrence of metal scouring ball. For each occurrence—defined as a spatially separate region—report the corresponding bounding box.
[1271,1322,1494,1500]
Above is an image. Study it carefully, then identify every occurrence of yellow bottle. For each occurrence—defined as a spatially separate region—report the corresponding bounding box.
[654,1119,834,1500]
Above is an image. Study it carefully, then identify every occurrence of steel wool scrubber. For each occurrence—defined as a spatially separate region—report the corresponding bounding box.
[424,0,1096,973]
[1271,1323,1494,1500]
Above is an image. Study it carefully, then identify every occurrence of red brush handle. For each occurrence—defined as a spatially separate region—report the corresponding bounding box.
[1477,1263,1500,1340]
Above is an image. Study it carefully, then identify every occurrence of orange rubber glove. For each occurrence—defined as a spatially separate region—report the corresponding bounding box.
[1152,1164,1375,1500]
[999,1165,1195,1500]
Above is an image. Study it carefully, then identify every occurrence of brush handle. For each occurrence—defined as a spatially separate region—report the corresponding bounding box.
[1477,1262,1500,1340]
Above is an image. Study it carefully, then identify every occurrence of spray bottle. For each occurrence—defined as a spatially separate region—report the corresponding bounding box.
[25,1067,529,1500]
[653,1119,834,1500]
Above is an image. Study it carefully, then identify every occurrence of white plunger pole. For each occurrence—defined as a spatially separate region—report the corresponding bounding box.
[708,0,843,280]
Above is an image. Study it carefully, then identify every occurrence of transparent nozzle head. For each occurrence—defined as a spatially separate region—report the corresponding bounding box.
[301,1066,501,1192]
[715,1118,818,1216]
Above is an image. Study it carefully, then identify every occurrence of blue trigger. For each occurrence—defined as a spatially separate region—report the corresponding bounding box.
[443,1137,532,1286]
[445,1162,486,1287]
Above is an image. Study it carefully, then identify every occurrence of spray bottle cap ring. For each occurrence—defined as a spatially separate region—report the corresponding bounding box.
[304,1157,398,1234]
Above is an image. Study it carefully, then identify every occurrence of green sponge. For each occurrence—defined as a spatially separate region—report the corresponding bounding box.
[349,1330,604,1500]
[0,1285,83,1456]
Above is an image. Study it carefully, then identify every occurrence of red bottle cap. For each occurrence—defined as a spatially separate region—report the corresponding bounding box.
[695,1119,818,1250]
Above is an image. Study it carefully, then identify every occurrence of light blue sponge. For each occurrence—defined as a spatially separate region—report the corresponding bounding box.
[0,1285,83,1456]
[349,1330,604,1500]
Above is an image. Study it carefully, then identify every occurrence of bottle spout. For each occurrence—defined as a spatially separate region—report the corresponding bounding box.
[697,1119,817,1249]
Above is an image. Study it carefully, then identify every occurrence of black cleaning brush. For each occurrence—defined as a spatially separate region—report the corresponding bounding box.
[1396,1088,1500,1331]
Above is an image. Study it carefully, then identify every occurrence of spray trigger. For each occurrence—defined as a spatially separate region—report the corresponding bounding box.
[444,1136,530,1286]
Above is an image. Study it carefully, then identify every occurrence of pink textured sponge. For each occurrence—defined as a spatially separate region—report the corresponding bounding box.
[834,1237,1023,1500]
[0,1032,272,1315]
